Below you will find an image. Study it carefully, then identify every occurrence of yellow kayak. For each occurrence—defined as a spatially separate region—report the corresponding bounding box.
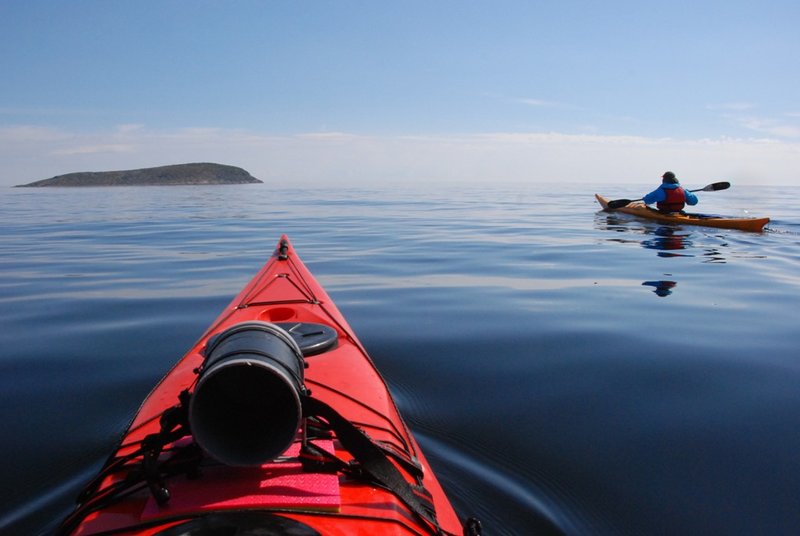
[596,194,769,232]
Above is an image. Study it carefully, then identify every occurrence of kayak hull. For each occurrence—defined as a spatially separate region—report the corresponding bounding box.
[61,236,466,535]
[595,194,769,232]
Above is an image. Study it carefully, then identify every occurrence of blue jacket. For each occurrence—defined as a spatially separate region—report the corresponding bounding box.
[643,183,698,207]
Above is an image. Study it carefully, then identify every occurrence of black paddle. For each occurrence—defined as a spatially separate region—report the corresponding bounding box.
[606,182,731,209]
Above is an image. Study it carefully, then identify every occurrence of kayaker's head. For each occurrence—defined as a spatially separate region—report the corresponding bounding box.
[661,171,678,184]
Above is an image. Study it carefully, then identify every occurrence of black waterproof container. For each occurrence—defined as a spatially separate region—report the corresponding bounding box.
[189,321,306,467]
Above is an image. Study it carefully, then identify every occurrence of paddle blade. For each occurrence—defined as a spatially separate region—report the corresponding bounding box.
[607,198,633,209]
[700,181,730,192]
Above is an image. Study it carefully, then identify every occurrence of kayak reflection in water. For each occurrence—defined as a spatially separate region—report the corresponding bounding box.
[643,171,699,213]
[642,280,677,297]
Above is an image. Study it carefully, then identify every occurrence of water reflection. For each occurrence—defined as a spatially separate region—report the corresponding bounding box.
[596,214,728,263]
[641,227,691,257]
[642,280,677,297]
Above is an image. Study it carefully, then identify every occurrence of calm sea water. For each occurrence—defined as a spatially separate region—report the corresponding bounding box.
[1,182,798,535]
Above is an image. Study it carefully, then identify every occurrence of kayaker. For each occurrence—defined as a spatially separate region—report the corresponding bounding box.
[643,171,698,213]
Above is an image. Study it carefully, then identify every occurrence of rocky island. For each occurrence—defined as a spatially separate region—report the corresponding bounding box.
[16,163,262,187]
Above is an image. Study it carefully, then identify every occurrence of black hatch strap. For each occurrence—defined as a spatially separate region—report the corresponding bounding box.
[140,389,193,505]
[302,396,444,535]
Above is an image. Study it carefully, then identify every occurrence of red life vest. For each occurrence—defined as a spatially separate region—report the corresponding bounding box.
[657,187,687,213]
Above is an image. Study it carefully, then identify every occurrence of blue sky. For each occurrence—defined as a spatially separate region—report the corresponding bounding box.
[1,0,798,187]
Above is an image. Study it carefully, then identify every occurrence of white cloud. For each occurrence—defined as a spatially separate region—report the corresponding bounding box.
[52,144,137,155]
[518,98,561,107]
[709,102,800,140]
[516,97,581,111]
[0,125,69,142]
[736,117,800,139]
[707,102,756,111]
[294,132,362,141]
[114,124,146,134]
[0,106,99,117]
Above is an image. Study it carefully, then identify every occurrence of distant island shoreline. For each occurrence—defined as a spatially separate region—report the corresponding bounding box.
[15,163,263,187]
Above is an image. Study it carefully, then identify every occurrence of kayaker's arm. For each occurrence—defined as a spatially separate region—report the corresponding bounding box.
[684,190,699,206]
[642,187,665,205]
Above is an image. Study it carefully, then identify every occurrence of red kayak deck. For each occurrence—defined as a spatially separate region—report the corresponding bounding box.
[596,194,769,232]
[61,236,468,535]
